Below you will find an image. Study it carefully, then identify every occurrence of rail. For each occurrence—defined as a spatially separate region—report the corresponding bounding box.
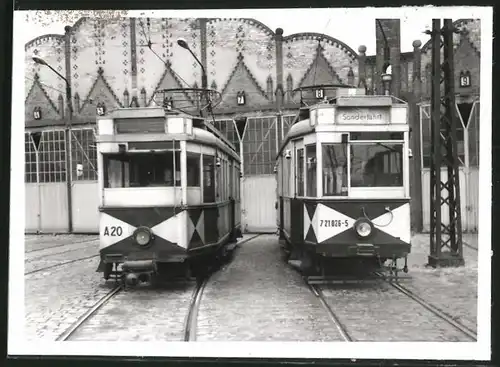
[55,286,122,341]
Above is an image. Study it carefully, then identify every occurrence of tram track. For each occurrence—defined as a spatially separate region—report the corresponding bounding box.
[56,285,123,341]
[463,241,478,251]
[374,272,477,341]
[184,277,210,341]
[308,283,353,342]
[25,254,100,275]
[55,275,211,342]
[306,273,476,342]
[25,237,99,253]
[27,241,99,261]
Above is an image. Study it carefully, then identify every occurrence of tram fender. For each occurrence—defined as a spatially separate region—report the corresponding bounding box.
[122,260,156,272]
[96,260,106,272]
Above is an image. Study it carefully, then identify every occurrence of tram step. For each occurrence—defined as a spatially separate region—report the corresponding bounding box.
[226,243,238,252]
[288,260,302,270]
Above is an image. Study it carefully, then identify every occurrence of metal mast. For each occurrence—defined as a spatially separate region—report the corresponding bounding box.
[428,19,464,267]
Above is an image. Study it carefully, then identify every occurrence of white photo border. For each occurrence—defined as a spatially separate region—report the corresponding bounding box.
[9,6,493,361]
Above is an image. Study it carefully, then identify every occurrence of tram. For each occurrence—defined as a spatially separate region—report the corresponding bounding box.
[275,85,412,276]
[95,88,242,286]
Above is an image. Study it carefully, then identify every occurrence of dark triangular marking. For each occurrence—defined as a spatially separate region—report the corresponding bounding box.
[305,202,317,220]
[100,207,183,228]
[321,226,409,246]
[457,102,473,127]
[190,229,204,248]
[321,200,408,221]
[305,225,317,243]
[189,208,203,226]
[101,235,186,257]
[235,117,247,140]
[31,132,42,150]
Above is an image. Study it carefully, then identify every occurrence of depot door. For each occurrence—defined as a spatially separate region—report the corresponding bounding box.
[241,174,277,233]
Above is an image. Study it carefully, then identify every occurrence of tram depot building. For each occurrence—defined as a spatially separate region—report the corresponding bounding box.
[24,18,480,235]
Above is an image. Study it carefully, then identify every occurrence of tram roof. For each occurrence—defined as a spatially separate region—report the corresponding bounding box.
[97,107,238,156]
[277,94,409,158]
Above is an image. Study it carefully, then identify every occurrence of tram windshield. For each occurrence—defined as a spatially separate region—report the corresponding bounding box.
[103,152,181,188]
[320,142,404,195]
[350,143,403,187]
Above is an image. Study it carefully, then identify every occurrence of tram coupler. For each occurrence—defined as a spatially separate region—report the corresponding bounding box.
[403,256,409,273]
[122,260,156,288]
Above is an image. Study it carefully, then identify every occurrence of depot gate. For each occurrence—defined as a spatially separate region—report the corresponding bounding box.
[419,101,480,232]
[24,117,299,234]
[213,114,295,233]
[24,127,99,233]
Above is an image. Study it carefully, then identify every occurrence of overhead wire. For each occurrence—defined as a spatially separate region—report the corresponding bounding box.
[138,18,191,89]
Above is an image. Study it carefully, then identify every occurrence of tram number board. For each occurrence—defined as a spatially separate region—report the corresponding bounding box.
[336,107,389,124]
[103,226,123,237]
[319,219,349,228]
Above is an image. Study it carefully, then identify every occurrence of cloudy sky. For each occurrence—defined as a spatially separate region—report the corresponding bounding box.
[19,7,483,54]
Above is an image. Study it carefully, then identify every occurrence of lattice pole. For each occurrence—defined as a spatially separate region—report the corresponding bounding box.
[428,19,465,267]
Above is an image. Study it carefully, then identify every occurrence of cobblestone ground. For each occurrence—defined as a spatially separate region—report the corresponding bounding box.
[25,239,99,263]
[24,234,255,342]
[25,235,98,252]
[69,283,196,341]
[197,235,344,342]
[25,242,99,275]
[320,282,472,341]
[25,256,114,341]
[403,233,478,332]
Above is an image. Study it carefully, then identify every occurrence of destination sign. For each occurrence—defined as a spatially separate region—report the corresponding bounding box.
[336,108,389,124]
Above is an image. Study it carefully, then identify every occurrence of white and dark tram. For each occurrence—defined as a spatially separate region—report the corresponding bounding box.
[276,85,412,276]
[95,88,242,285]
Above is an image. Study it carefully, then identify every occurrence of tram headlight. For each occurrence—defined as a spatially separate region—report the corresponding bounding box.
[353,218,373,238]
[133,227,153,246]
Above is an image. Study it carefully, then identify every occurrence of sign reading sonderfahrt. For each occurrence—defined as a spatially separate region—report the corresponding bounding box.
[336,108,389,124]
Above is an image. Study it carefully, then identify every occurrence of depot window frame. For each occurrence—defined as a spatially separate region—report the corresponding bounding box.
[38,129,67,183]
[71,128,98,181]
[419,102,468,169]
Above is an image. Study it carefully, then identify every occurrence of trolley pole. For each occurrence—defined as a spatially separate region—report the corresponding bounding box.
[32,56,74,233]
[427,19,464,267]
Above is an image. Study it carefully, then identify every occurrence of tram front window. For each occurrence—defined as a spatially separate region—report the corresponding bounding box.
[322,144,348,196]
[103,152,181,188]
[350,143,403,187]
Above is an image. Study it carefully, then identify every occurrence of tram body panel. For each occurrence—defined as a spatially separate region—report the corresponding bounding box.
[94,107,242,282]
[281,198,411,258]
[98,203,236,264]
[276,91,412,273]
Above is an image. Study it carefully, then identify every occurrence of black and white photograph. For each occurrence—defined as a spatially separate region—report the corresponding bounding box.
[9,6,492,361]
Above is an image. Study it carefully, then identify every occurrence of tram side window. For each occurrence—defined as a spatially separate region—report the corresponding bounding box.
[305,145,317,197]
[296,148,304,196]
[322,144,347,196]
[229,161,233,199]
[203,155,216,203]
[187,152,200,187]
[221,159,225,200]
[234,165,238,200]
[284,155,290,197]
[103,152,180,188]
[105,155,130,188]
[350,143,403,187]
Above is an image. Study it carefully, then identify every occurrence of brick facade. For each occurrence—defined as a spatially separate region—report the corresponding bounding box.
[25,17,480,125]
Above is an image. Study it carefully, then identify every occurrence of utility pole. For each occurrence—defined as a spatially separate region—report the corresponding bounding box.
[427,19,464,267]
[33,52,74,233]
[177,38,208,117]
